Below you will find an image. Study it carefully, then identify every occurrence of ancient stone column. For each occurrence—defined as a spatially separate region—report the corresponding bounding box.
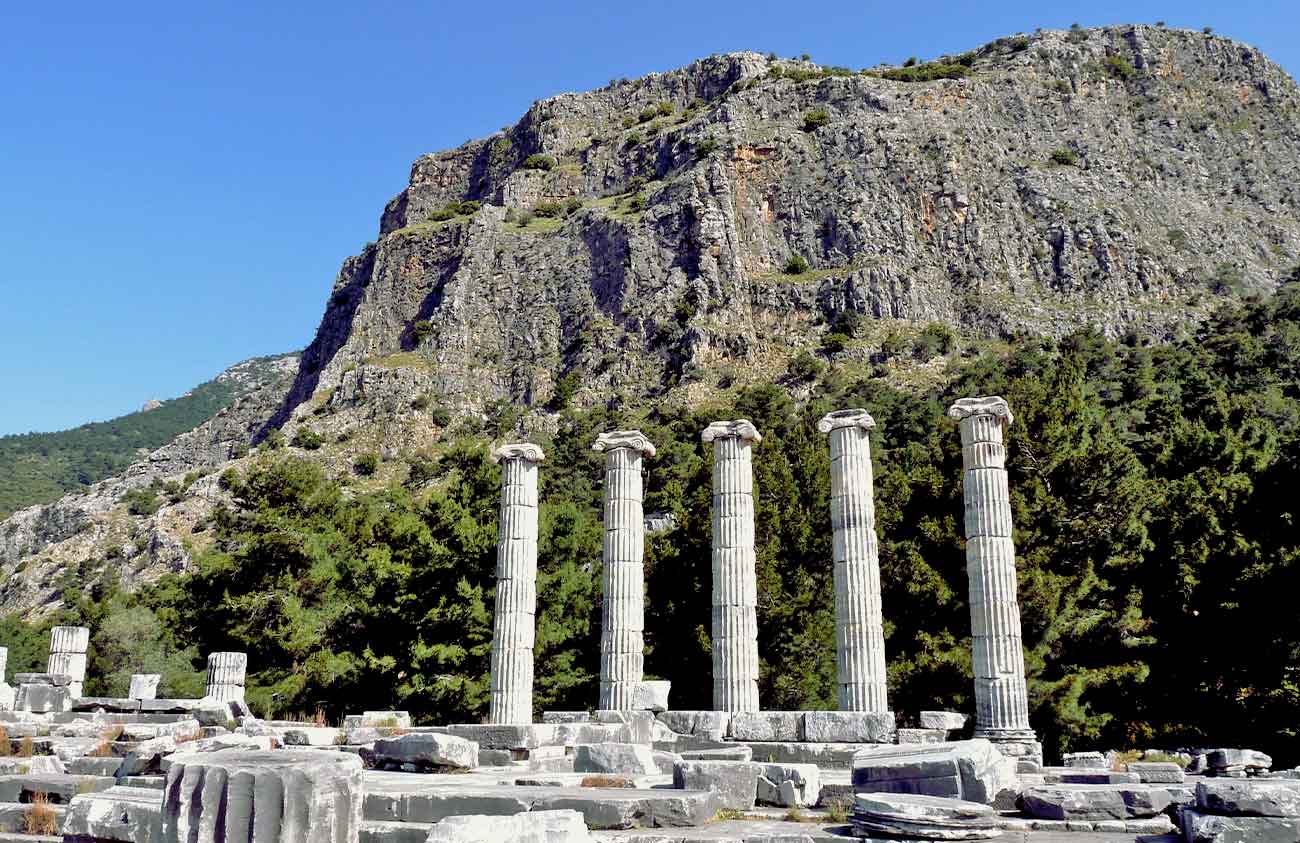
[818,409,888,713]
[47,626,89,697]
[593,431,656,711]
[162,749,363,843]
[0,647,7,684]
[489,443,545,725]
[948,396,1035,745]
[702,420,762,713]
[205,652,248,702]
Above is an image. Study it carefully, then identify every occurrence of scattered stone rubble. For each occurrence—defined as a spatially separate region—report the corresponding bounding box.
[3,407,1292,842]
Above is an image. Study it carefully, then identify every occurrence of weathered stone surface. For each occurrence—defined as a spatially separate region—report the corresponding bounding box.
[1197,779,1300,817]
[128,675,161,701]
[655,711,730,741]
[729,712,801,742]
[368,733,479,771]
[897,728,948,745]
[0,773,114,804]
[62,785,164,843]
[1183,810,1300,842]
[162,749,363,843]
[920,711,969,732]
[344,711,412,730]
[118,735,178,776]
[755,763,820,808]
[1019,783,1173,821]
[16,682,71,713]
[574,743,659,776]
[851,792,1000,840]
[631,681,671,713]
[1062,751,1108,769]
[672,760,762,811]
[1127,761,1185,783]
[426,809,593,842]
[801,710,895,743]
[203,652,247,703]
[1207,748,1273,774]
[679,746,753,762]
[852,739,1016,805]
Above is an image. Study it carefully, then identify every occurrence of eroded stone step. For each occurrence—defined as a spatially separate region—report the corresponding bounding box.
[361,820,434,843]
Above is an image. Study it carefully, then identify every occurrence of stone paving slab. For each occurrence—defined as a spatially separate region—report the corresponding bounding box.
[594,824,1179,842]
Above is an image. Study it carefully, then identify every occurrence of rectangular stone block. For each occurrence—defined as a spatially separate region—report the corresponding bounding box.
[16,682,71,713]
[729,711,802,742]
[801,710,895,743]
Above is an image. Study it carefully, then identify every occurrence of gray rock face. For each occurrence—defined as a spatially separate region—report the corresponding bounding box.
[62,785,164,843]
[1019,783,1173,820]
[425,809,593,842]
[162,749,363,843]
[756,762,820,808]
[1062,751,1108,769]
[128,674,161,701]
[672,760,762,811]
[1207,748,1273,775]
[573,743,659,776]
[852,739,1017,805]
[729,711,801,742]
[367,733,479,771]
[851,792,1001,840]
[1196,779,1300,817]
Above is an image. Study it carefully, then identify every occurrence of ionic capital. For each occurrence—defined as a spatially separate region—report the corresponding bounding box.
[817,408,876,434]
[593,430,657,457]
[947,396,1014,427]
[701,419,762,444]
[491,443,546,464]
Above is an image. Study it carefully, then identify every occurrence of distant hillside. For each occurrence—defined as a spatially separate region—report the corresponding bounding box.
[0,355,296,518]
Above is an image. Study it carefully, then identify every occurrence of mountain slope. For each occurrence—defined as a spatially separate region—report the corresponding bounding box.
[0,355,298,519]
[275,25,1299,435]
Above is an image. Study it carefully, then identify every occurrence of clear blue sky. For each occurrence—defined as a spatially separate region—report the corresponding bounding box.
[1,1,1296,435]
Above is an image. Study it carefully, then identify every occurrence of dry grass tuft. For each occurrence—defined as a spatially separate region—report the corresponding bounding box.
[25,792,58,836]
[17,737,33,758]
[0,725,9,757]
[174,730,203,744]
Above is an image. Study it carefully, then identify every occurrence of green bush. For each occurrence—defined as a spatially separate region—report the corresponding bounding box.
[877,62,970,82]
[516,210,535,227]
[261,429,286,452]
[549,372,580,411]
[563,197,583,216]
[694,138,718,159]
[291,427,324,450]
[783,255,810,275]
[903,56,918,67]
[787,350,825,381]
[637,106,658,123]
[354,453,380,476]
[624,132,643,149]
[802,109,831,132]
[429,407,452,427]
[1104,54,1136,81]
[820,332,850,353]
[413,320,435,342]
[534,201,563,218]
[913,322,958,360]
[656,102,674,116]
[1050,147,1080,166]
[522,154,556,171]
[121,488,160,517]
[627,193,647,211]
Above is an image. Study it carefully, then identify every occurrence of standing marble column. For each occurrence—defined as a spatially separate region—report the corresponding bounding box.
[489,443,545,725]
[593,431,656,711]
[702,420,762,713]
[47,626,89,698]
[818,409,888,713]
[948,396,1035,744]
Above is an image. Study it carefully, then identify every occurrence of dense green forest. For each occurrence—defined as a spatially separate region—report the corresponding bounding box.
[0,355,291,519]
[15,283,1300,764]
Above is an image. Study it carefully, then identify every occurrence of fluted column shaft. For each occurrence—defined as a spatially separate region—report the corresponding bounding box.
[703,420,762,713]
[489,444,544,725]
[205,652,247,702]
[48,626,89,698]
[594,432,655,711]
[819,410,888,713]
[949,397,1034,740]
